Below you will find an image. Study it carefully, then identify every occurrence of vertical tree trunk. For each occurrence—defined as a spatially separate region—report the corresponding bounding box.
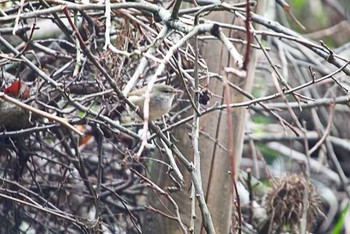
[142,1,265,233]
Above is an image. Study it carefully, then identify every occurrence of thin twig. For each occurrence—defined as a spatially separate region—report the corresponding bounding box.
[130,168,187,234]
[0,92,83,136]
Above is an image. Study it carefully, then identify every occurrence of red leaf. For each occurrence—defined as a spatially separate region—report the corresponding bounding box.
[4,80,30,99]
[4,80,21,96]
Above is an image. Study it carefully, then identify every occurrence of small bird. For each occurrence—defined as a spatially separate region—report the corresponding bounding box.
[127,84,178,121]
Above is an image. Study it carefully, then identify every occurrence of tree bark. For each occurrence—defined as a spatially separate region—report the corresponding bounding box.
[142,1,265,233]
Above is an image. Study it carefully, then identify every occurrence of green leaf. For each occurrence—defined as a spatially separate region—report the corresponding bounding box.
[252,115,270,124]
[332,202,349,234]
[292,0,306,10]
[258,144,280,164]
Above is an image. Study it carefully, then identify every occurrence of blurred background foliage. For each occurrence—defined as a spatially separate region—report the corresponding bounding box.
[244,0,350,233]
[287,0,350,47]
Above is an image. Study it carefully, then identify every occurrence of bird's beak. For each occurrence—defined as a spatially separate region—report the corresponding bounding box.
[175,89,183,95]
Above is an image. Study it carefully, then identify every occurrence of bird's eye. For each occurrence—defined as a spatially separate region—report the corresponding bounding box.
[161,88,171,93]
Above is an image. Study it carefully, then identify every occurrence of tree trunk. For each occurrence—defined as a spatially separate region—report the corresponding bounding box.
[142,1,265,233]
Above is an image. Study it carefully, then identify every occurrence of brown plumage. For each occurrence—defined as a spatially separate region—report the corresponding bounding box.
[128,84,177,120]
